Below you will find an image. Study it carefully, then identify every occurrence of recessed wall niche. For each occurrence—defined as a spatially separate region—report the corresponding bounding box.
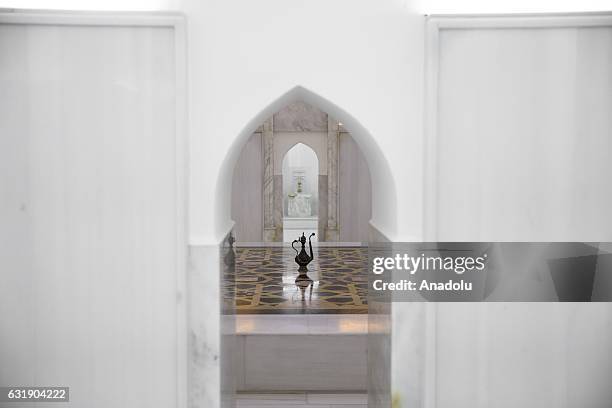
[231,101,372,243]
[282,143,319,242]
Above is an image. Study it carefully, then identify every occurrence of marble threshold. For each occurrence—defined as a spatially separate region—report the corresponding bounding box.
[236,392,367,407]
[235,314,367,335]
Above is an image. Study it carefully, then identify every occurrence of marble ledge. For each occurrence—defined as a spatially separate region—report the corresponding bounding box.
[235,314,368,335]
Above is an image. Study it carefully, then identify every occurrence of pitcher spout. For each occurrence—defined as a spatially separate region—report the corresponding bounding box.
[308,232,315,261]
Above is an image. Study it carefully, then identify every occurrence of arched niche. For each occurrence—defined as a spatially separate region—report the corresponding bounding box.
[217,85,397,242]
[281,142,320,242]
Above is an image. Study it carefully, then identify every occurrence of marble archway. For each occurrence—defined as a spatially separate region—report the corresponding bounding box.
[219,85,398,243]
[212,85,397,408]
[261,112,340,242]
[281,142,320,241]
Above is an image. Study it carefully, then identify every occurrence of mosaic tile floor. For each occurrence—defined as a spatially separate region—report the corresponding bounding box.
[223,246,368,314]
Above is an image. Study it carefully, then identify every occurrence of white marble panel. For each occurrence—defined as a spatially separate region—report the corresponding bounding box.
[339,133,371,243]
[232,133,263,242]
[306,314,368,335]
[307,393,368,405]
[236,392,367,407]
[189,245,229,408]
[367,225,391,408]
[367,301,392,408]
[242,335,367,391]
[263,119,275,242]
[318,175,329,241]
[273,101,328,132]
[388,303,612,408]
[390,303,427,408]
[236,393,306,406]
[0,19,181,408]
[236,315,309,335]
[273,174,284,241]
[283,217,318,243]
[288,193,313,217]
[235,314,368,335]
[325,118,339,241]
[436,24,612,241]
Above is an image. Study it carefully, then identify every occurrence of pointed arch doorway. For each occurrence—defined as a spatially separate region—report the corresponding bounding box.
[281,142,320,242]
[212,86,396,407]
[230,99,375,245]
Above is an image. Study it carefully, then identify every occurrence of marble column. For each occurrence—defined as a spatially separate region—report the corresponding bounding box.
[188,232,239,408]
[189,245,225,408]
[368,225,392,408]
[262,118,276,242]
[318,175,328,240]
[273,174,284,240]
[326,117,340,241]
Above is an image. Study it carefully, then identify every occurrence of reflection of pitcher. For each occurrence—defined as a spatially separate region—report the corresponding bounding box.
[296,277,314,301]
[292,232,315,274]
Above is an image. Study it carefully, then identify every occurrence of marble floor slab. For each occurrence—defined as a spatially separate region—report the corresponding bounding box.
[236,392,367,408]
[235,314,368,335]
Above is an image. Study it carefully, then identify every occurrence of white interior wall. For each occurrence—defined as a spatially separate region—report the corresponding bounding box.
[3,5,611,408]
[184,0,425,244]
[422,0,612,14]
[231,132,263,242]
[0,0,180,10]
[409,16,612,408]
[434,23,612,242]
[2,0,611,14]
[434,303,612,408]
[339,133,372,242]
[0,20,182,408]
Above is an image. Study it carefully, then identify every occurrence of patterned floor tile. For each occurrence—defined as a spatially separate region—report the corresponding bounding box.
[223,247,368,314]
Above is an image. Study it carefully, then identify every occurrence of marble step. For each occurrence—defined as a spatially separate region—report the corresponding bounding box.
[231,315,368,391]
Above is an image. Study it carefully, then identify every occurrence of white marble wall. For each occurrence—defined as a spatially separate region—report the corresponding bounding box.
[326,118,339,241]
[262,119,275,242]
[236,334,367,391]
[318,175,328,240]
[368,301,392,408]
[389,16,612,408]
[189,245,222,408]
[434,22,612,241]
[189,242,236,408]
[390,303,429,408]
[367,225,392,408]
[430,303,612,408]
[231,133,263,242]
[339,133,372,243]
[273,101,328,132]
[0,19,182,408]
